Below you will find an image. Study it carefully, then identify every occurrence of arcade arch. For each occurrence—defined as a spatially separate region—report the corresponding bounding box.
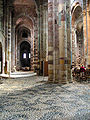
[71,3,84,68]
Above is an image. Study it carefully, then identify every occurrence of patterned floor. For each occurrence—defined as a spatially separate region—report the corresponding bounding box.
[0,76,90,120]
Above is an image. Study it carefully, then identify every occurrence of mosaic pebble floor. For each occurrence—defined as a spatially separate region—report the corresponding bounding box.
[0,76,90,120]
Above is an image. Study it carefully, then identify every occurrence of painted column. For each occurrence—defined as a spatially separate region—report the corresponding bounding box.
[48,0,59,82]
[53,0,59,82]
[66,1,71,82]
[48,0,54,81]
[58,0,71,83]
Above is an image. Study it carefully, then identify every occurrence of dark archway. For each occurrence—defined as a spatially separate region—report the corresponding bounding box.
[20,41,31,70]
[0,43,2,73]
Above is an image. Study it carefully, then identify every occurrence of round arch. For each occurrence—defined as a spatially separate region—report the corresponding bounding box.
[20,41,31,69]
[15,24,33,71]
[71,2,84,67]
[14,14,34,71]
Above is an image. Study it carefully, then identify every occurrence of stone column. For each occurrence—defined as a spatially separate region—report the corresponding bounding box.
[66,1,71,82]
[40,5,43,62]
[48,0,59,82]
[11,24,16,72]
[83,1,90,68]
[86,2,90,68]
[0,0,3,29]
[7,7,12,75]
[33,18,38,71]
[58,0,71,83]
[39,4,48,75]
[31,29,34,71]
[48,0,53,81]
[72,28,77,66]
[4,4,8,74]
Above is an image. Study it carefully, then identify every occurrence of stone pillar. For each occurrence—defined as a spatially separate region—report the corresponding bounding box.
[66,1,71,82]
[48,0,54,81]
[83,1,90,68]
[86,2,90,68]
[4,4,8,74]
[7,7,12,75]
[38,4,48,75]
[31,29,34,71]
[48,0,59,82]
[0,0,3,30]
[11,24,16,72]
[0,0,5,74]
[72,28,77,66]
[33,18,38,71]
[40,5,43,62]
[58,0,71,83]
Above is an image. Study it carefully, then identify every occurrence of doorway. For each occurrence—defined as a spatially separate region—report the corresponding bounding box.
[20,41,31,70]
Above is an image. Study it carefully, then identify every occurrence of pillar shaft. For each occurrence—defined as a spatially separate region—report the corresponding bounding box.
[11,24,15,72]
[7,7,11,75]
[33,18,38,71]
[83,1,90,68]
[86,2,90,68]
[58,0,71,83]
[48,0,59,82]
[48,0,54,81]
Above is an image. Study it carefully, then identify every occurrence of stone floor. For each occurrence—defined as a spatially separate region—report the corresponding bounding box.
[0,76,90,120]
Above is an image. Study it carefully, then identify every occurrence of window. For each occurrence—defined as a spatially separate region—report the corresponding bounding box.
[23,53,26,59]
[29,53,31,58]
